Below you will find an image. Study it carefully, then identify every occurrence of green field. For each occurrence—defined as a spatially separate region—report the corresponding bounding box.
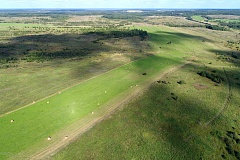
[191,15,206,22]
[1,10,240,160]
[51,28,240,159]
[0,22,53,27]
[210,19,240,23]
[51,27,240,159]
[0,26,150,115]
[53,63,240,160]
[0,25,189,159]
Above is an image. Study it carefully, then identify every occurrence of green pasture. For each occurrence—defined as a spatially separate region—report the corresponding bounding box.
[0,26,189,159]
[0,22,52,27]
[0,27,149,114]
[191,15,206,22]
[2,24,238,159]
[53,62,240,160]
[0,55,182,159]
[210,19,240,23]
[52,26,240,160]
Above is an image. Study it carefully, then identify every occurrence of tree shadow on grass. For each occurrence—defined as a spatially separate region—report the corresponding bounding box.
[0,30,149,61]
[208,49,240,67]
[152,31,213,44]
[0,33,109,59]
[128,83,224,159]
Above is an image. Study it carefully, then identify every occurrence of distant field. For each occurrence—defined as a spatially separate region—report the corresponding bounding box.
[0,22,53,27]
[191,15,206,22]
[208,15,240,19]
[146,16,205,27]
[210,19,240,23]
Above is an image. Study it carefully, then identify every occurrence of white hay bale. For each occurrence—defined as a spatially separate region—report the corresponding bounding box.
[59,92,61,94]
[10,120,14,123]
[65,136,68,140]
[98,103,100,105]
[92,112,94,114]
[47,101,49,104]
[47,136,51,140]
[32,101,35,104]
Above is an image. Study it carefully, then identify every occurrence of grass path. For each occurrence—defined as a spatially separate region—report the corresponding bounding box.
[31,62,189,160]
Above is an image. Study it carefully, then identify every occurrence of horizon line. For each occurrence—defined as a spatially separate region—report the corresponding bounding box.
[0,8,240,10]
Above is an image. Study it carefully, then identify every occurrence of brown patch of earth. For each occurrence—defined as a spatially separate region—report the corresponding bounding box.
[194,84,209,90]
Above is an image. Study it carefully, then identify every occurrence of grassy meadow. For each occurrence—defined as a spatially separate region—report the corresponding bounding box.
[53,63,240,160]
[0,23,151,115]
[52,25,240,159]
[0,10,240,160]
[192,15,206,22]
[0,25,188,159]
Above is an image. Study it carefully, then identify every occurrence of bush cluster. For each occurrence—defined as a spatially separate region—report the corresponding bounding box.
[197,71,223,83]
[206,24,228,31]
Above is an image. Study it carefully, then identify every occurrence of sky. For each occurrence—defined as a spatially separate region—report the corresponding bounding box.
[0,0,239,9]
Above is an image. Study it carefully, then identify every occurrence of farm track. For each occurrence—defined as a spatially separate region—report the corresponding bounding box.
[30,62,189,160]
[170,67,232,160]
[204,68,232,126]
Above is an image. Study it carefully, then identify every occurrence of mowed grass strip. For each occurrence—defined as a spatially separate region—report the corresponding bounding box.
[51,64,232,160]
[1,25,200,159]
[0,53,183,159]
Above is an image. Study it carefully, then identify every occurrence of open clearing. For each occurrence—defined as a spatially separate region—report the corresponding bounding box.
[53,61,240,160]
[1,10,240,160]
[1,25,187,159]
[52,24,240,159]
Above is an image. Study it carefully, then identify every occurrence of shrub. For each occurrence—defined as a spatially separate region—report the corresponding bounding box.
[177,80,186,84]
[172,95,178,101]
[162,80,167,84]
[210,130,222,138]
[232,54,238,59]
[226,146,234,155]
[221,154,226,159]
[197,71,223,83]
[227,131,235,139]
[235,151,240,159]
[236,139,240,144]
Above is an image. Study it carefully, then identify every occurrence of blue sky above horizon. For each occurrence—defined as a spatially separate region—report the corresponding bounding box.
[0,0,239,9]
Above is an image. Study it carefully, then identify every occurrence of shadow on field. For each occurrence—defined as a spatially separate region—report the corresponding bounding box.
[140,63,240,159]
[128,80,224,159]
[208,49,240,67]
[52,30,232,159]
[0,30,149,61]
[0,33,110,59]
[152,31,212,43]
